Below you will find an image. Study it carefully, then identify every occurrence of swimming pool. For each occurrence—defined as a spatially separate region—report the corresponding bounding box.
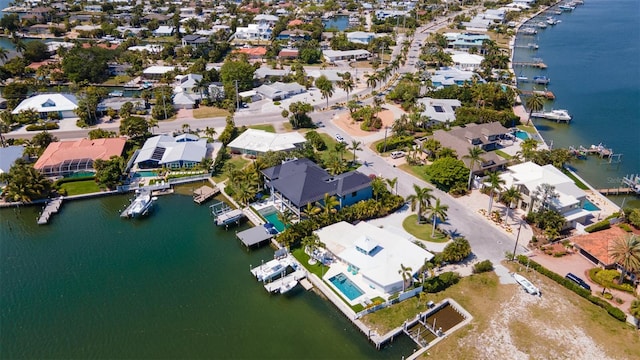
[329,273,364,301]
[133,171,159,177]
[515,130,530,140]
[259,206,286,232]
[583,200,600,211]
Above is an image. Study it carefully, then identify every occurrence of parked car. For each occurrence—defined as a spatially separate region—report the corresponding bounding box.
[335,134,345,142]
[390,151,406,159]
[315,121,325,128]
[565,273,591,291]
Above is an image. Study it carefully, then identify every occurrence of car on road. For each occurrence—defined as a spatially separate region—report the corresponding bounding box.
[335,134,345,142]
[390,151,406,159]
[315,121,325,128]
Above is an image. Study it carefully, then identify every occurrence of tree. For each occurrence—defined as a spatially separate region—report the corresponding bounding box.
[485,171,505,213]
[630,298,640,329]
[93,156,125,190]
[0,163,52,202]
[442,237,471,263]
[608,234,640,284]
[315,75,334,109]
[119,116,149,139]
[276,210,294,230]
[151,86,175,120]
[406,184,434,223]
[2,82,29,110]
[219,55,256,93]
[301,233,322,259]
[427,198,449,235]
[533,183,559,212]
[88,128,116,139]
[426,157,468,192]
[22,40,49,63]
[337,72,355,99]
[75,86,106,126]
[30,131,57,156]
[385,177,398,195]
[463,146,485,190]
[319,193,340,218]
[348,139,362,164]
[398,263,413,292]
[301,202,321,220]
[501,186,523,224]
[62,47,112,83]
[525,94,545,126]
[288,101,313,128]
[518,138,539,161]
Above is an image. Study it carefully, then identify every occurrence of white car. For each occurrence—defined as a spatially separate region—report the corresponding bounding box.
[335,134,345,142]
[390,151,406,159]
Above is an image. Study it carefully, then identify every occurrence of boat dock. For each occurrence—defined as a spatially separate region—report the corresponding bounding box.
[598,174,640,195]
[520,90,555,99]
[37,197,63,225]
[211,201,245,227]
[193,185,219,204]
[513,61,547,68]
[263,269,307,293]
[236,224,276,248]
[576,144,614,158]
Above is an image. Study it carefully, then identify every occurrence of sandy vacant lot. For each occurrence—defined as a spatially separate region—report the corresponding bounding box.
[333,109,396,137]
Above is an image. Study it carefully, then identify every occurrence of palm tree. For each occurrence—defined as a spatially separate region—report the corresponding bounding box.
[204,126,217,139]
[301,233,321,258]
[301,202,321,220]
[385,177,398,195]
[518,138,539,161]
[348,140,362,164]
[0,47,9,63]
[525,94,545,126]
[426,198,449,235]
[337,73,354,99]
[320,193,340,218]
[463,146,486,190]
[315,75,334,109]
[485,171,505,213]
[398,263,413,292]
[501,186,523,224]
[608,234,640,284]
[406,184,434,223]
[366,74,378,89]
[193,78,208,102]
[276,210,294,230]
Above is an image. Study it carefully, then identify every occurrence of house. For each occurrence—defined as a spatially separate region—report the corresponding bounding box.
[128,44,163,53]
[0,145,26,182]
[444,32,491,53]
[152,26,175,37]
[430,67,485,88]
[450,52,484,71]
[28,24,63,35]
[108,63,132,76]
[97,97,145,113]
[571,226,628,270]
[181,34,209,48]
[134,134,208,169]
[346,31,375,45]
[12,94,78,119]
[34,138,126,176]
[234,23,272,41]
[423,122,510,174]
[322,49,371,63]
[234,47,267,60]
[142,65,176,80]
[499,161,592,229]
[174,74,203,94]
[416,97,461,127]
[261,158,372,217]
[277,48,299,59]
[316,221,434,296]
[227,129,307,156]
[276,30,310,41]
[255,81,305,100]
[172,92,197,109]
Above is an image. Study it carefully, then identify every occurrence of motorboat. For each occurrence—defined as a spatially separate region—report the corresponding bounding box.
[251,257,291,282]
[513,273,540,295]
[533,75,550,85]
[516,75,529,83]
[279,280,298,294]
[536,21,548,29]
[559,3,575,11]
[546,17,561,25]
[531,109,572,121]
[121,190,156,218]
[520,27,537,35]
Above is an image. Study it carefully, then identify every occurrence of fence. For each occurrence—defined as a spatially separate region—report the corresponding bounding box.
[355,286,423,319]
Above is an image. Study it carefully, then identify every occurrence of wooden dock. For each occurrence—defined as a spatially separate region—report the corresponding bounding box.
[37,197,63,225]
[193,185,219,204]
[596,188,638,196]
[513,61,547,69]
[520,90,555,99]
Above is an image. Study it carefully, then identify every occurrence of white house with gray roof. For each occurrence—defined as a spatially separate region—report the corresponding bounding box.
[228,129,306,155]
[416,97,461,127]
[261,158,372,216]
[134,134,208,169]
[255,81,305,100]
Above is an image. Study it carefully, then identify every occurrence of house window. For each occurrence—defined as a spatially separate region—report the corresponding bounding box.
[351,191,357,197]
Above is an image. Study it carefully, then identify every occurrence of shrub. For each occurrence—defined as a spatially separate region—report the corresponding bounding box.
[472,260,494,274]
[584,219,611,233]
[375,135,414,153]
[627,208,640,228]
[607,307,627,322]
[273,101,281,105]
[423,271,460,293]
[553,251,567,257]
[588,267,636,293]
[603,292,613,300]
[618,223,633,232]
[614,297,624,304]
[442,237,471,263]
[26,122,59,131]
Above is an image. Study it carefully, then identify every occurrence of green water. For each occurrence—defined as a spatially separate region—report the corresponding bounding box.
[0,194,414,359]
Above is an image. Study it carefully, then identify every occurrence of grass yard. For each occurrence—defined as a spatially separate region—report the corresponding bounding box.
[517,124,537,133]
[495,149,513,159]
[211,156,250,182]
[249,124,275,133]
[398,164,429,182]
[402,214,449,242]
[60,179,101,196]
[317,133,348,163]
[193,106,231,119]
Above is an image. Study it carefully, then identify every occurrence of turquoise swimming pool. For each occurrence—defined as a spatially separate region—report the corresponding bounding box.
[515,130,530,140]
[263,212,286,232]
[583,200,600,211]
[329,273,364,301]
[133,171,159,177]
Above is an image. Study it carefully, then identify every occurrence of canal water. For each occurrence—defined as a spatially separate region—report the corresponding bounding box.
[513,0,640,207]
[323,15,350,31]
[0,194,415,359]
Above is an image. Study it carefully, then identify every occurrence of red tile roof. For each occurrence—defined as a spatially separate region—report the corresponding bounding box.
[287,19,303,27]
[34,138,127,170]
[572,226,631,266]
[82,42,120,50]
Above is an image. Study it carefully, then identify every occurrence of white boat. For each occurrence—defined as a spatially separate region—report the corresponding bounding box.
[559,4,575,11]
[546,17,561,25]
[108,90,124,97]
[513,273,540,295]
[532,109,572,121]
[536,21,548,29]
[520,27,537,35]
[121,190,156,218]
[533,75,550,85]
[279,280,298,294]
[517,75,529,83]
[251,257,291,282]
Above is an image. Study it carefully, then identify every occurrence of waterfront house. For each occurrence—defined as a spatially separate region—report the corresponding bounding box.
[444,32,491,53]
[142,65,177,80]
[12,93,78,119]
[97,97,145,114]
[181,34,209,48]
[430,67,485,88]
[450,52,484,71]
[227,129,307,156]
[571,226,628,270]
[346,31,376,45]
[172,92,197,109]
[499,161,592,229]
[276,30,310,41]
[134,134,208,169]
[415,97,461,127]
[316,221,434,296]
[174,74,203,94]
[261,158,372,217]
[34,138,126,177]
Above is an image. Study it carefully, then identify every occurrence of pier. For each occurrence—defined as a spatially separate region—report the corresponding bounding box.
[513,61,547,69]
[193,185,219,204]
[263,269,307,293]
[37,197,63,225]
[520,90,555,99]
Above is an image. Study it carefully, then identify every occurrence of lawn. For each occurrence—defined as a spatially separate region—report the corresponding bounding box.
[193,106,231,119]
[318,133,349,163]
[211,156,250,182]
[495,149,513,159]
[249,124,275,133]
[562,169,589,190]
[60,180,101,196]
[398,164,429,182]
[402,214,449,242]
[517,124,537,133]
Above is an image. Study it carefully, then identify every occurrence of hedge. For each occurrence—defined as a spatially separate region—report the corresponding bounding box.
[26,123,59,131]
[588,268,636,294]
[584,219,611,233]
[472,260,494,274]
[375,135,414,153]
[516,256,626,322]
[423,271,460,293]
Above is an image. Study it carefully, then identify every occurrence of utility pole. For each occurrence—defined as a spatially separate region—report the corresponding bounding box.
[383,126,389,152]
[234,79,239,111]
[512,220,523,261]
